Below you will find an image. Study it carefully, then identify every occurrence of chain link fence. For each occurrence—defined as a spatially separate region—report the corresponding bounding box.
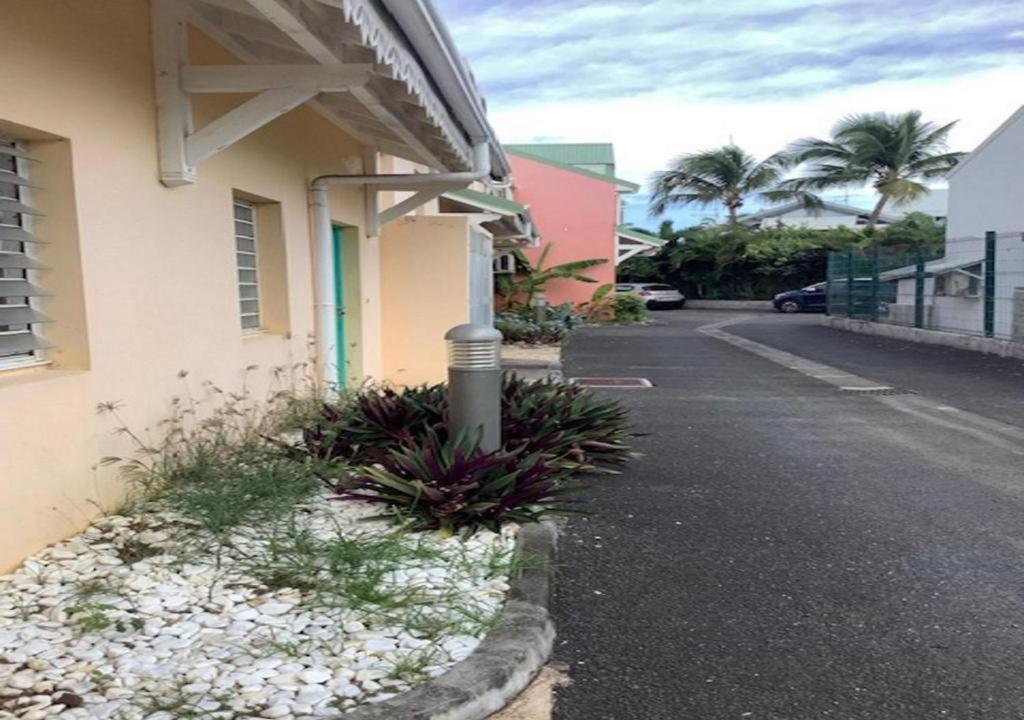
[827,232,1024,341]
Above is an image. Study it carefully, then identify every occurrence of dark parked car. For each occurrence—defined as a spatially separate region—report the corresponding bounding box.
[773,282,827,313]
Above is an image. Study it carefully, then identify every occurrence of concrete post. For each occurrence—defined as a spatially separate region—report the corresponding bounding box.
[914,246,926,329]
[1012,288,1024,343]
[445,324,503,454]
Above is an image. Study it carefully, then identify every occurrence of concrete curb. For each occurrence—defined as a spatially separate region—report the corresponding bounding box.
[824,316,1024,360]
[342,522,558,720]
[502,358,562,370]
[685,300,774,311]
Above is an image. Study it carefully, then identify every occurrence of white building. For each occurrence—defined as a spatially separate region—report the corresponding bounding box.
[740,200,898,229]
[885,107,1024,340]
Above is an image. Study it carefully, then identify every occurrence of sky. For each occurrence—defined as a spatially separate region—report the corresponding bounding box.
[433,0,1024,229]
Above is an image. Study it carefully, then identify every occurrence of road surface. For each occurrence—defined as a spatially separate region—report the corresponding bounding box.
[552,311,1024,720]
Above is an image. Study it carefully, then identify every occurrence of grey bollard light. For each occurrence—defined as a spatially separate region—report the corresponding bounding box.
[531,290,547,324]
[445,323,503,454]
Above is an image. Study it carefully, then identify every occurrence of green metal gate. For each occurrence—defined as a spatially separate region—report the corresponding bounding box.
[826,245,939,322]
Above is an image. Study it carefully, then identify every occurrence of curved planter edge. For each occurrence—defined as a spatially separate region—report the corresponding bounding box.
[341,521,558,720]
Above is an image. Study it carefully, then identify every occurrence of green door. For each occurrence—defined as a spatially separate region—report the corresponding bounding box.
[332,226,346,387]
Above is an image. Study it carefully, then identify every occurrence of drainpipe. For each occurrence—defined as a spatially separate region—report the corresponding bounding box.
[310,143,493,391]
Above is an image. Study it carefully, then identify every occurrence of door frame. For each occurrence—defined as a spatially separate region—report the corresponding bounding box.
[331,226,346,387]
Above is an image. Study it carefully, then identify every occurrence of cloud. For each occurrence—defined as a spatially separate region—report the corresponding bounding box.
[435,0,1024,220]
[440,0,1023,104]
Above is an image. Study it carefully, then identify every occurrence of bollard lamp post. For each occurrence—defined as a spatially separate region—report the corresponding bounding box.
[444,323,503,454]
[531,290,547,324]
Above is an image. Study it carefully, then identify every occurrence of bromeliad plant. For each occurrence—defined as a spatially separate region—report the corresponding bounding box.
[300,385,447,464]
[334,431,574,534]
[500,375,635,472]
[294,376,636,532]
[299,377,635,474]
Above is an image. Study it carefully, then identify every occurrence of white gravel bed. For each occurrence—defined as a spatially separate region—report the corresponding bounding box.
[0,494,516,719]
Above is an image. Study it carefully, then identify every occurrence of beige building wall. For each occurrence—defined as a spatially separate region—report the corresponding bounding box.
[0,2,379,570]
[380,216,474,385]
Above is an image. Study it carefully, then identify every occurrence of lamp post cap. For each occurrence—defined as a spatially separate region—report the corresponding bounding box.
[445,323,503,343]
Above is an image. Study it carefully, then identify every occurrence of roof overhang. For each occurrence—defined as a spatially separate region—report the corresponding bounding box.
[157,0,508,185]
[438,190,539,248]
[880,256,984,281]
[616,225,665,248]
[615,225,664,264]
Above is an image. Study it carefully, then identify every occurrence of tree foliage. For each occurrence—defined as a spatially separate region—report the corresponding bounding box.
[781,111,964,229]
[619,215,948,300]
[649,145,795,225]
[496,244,607,309]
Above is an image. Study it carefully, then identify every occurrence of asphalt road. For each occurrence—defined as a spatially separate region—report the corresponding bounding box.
[728,314,1024,429]
[552,310,1024,720]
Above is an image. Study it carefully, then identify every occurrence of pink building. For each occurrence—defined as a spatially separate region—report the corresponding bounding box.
[503,144,639,307]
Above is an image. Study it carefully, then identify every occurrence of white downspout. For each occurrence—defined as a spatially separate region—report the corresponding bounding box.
[311,143,493,391]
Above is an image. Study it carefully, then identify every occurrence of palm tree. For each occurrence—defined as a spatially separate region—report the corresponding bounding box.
[649,145,792,226]
[782,111,964,230]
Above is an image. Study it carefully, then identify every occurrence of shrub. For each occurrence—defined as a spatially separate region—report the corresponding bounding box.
[99,371,324,539]
[334,431,573,533]
[612,294,648,324]
[495,315,569,345]
[576,285,648,325]
[300,385,446,464]
[501,375,634,472]
[299,377,634,476]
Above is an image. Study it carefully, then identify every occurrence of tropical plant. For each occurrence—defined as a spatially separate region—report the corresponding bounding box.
[612,294,648,323]
[877,211,945,252]
[495,316,569,345]
[299,385,446,465]
[576,284,617,322]
[781,111,964,230]
[575,284,647,324]
[495,245,607,309]
[333,431,572,534]
[500,375,635,472]
[628,223,865,300]
[649,145,794,225]
[297,377,635,475]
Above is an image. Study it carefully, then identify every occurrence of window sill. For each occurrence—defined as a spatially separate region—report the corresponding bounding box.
[242,330,290,341]
[0,362,87,390]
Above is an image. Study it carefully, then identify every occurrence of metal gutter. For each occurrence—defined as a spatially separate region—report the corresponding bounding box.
[310,143,492,390]
[377,0,511,180]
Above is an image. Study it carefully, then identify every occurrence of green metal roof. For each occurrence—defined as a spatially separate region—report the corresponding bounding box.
[504,143,615,166]
[616,225,666,246]
[506,148,640,193]
[442,188,528,215]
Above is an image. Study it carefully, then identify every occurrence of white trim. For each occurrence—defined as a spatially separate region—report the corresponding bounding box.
[181,64,372,93]
[186,88,318,167]
[152,0,196,186]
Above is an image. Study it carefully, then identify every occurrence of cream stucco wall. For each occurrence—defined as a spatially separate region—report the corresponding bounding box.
[380,216,473,385]
[0,2,381,570]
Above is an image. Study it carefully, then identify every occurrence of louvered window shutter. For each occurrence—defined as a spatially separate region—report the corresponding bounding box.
[0,140,51,366]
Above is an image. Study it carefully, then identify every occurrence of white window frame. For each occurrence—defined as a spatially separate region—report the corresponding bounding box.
[0,138,46,371]
[234,200,261,332]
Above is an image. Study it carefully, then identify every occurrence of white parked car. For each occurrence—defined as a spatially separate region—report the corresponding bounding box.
[615,283,686,309]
